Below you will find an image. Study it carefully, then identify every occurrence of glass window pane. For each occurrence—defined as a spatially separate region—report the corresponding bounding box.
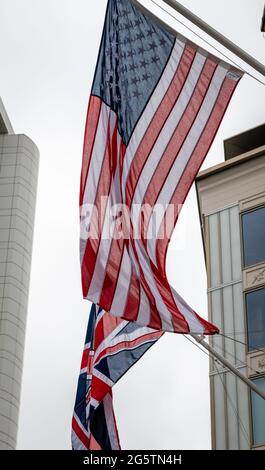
[251,377,265,446]
[242,206,265,267]
[246,289,265,351]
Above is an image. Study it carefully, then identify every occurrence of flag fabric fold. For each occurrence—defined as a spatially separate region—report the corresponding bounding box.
[72,304,163,450]
[80,0,243,334]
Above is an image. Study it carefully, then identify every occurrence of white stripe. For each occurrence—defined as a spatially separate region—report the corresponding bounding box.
[80,239,87,265]
[73,412,90,438]
[87,196,116,302]
[134,239,174,331]
[87,155,122,303]
[109,241,141,319]
[110,248,132,315]
[136,286,151,327]
[71,431,87,450]
[90,397,99,409]
[93,320,129,362]
[92,368,114,387]
[82,104,111,206]
[80,368,92,375]
[95,306,105,325]
[171,288,204,334]
[94,323,155,365]
[121,38,186,198]
[80,105,116,263]
[103,394,120,450]
[133,238,204,332]
[94,336,156,366]
[147,63,229,266]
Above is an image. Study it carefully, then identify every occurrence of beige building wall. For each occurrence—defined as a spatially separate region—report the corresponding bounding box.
[196,141,265,450]
[0,101,39,450]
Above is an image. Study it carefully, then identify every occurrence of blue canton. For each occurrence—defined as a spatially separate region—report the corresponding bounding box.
[92,0,175,145]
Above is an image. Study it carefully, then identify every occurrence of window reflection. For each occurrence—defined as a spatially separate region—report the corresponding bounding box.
[242,206,265,267]
[251,378,265,446]
[246,288,265,351]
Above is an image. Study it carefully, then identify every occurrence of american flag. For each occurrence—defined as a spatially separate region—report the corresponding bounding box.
[72,304,162,450]
[80,0,243,334]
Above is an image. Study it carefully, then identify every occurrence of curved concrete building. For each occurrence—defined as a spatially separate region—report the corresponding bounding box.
[0,98,39,450]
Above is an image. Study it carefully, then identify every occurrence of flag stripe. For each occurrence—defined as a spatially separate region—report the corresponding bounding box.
[80,96,102,204]
[82,104,111,213]
[72,415,90,447]
[83,148,120,299]
[81,118,118,266]
[94,333,162,366]
[103,393,120,450]
[108,246,133,315]
[133,238,191,332]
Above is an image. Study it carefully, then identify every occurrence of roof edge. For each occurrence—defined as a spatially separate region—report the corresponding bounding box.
[196,145,265,181]
[0,97,14,134]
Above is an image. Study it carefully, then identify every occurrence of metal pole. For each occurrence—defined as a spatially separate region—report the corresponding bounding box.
[132,0,265,78]
[162,0,265,77]
[191,334,265,401]
[261,5,265,32]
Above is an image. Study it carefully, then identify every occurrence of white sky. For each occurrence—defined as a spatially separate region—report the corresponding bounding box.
[0,0,264,450]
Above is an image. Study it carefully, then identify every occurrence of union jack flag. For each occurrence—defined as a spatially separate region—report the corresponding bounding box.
[72,304,162,450]
[80,0,243,334]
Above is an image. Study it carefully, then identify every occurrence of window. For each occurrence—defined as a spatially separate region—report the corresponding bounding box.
[251,377,265,446]
[242,206,265,267]
[246,288,265,351]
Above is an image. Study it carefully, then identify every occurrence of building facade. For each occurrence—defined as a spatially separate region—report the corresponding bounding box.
[196,124,265,450]
[0,98,39,450]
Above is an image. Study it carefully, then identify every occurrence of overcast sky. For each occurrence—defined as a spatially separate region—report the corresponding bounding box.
[0,0,264,450]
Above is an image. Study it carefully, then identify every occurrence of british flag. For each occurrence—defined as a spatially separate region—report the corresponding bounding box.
[72,304,163,450]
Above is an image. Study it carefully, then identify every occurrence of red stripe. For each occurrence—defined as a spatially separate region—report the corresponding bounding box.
[94,332,163,365]
[98,239,126,311]
[91,138,127,309]
[89,435,102,450]
[81,116,118,297]
[72,416,89,448]
[80,96,102,205]
[148,257,190,332]
[102,310,123,338]
[90,375,111,402]
[126,240,163,330]
[121,265,141,322]
[94,316,105,351]
[81,348,91,370]
[125,44,196,208]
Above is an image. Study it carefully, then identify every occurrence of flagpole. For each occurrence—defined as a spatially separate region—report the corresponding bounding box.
[132,0,265,78]
[162,0,265,77]
[191,334,265,401]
